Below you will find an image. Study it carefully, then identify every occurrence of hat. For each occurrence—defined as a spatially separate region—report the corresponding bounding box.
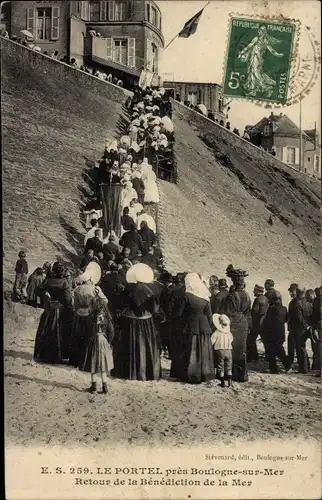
[297,285,306,294]
[79,262,101,285]
[288,283,298,292]
[126,263,154,284]
[212,314,231,334]
[18,251,26,258]
[265,278,275,287]
[254,284,264,293]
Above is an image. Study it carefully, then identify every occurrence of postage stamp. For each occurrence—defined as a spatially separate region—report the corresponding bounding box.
[223,17,297,104]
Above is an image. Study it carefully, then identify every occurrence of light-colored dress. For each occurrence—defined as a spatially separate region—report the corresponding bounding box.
[142,167,160,203]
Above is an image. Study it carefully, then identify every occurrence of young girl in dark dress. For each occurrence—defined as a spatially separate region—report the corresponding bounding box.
[82,305,114,394]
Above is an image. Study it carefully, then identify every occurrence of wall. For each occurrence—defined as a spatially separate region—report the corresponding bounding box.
[10,1,70,57]
[171,99,321,184]
[0,36,132,102]
[164,82,225,118]
[69,15,86,64]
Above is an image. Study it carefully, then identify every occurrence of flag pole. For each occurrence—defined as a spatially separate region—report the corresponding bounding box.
[163,1,211,51]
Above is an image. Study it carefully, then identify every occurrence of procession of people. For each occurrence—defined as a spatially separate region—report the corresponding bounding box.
[12,83,321,394]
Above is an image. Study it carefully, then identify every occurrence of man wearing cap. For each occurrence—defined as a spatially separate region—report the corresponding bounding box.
[288,286,312,373]
[210,278,229,314]
[248,285,269,361]
[261,291,291,374]
[85,229,104,256]
[287,283,298,363]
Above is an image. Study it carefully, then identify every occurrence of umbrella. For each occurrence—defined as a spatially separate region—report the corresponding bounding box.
[20,30,34,39]
[197,104,207,115]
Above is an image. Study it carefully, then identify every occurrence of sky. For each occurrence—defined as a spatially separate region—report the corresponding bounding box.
[156,0,321,135]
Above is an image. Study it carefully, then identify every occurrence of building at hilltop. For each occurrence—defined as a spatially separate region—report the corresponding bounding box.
[163,81,226,122]
[249,112,321,179]
[4,0,164,86]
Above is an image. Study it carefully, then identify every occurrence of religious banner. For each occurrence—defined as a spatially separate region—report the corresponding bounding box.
[100,183,122,237]
[139,69,154,89]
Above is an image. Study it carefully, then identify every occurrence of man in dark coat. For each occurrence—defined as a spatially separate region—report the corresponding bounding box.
[103,235,121,262]
[287,283,298,363]
[85,229,103,255]
[210,278,229,313]
[261,291,291,374]
[311,286,321,373]
[264,278,280,304]
[141,247,158,270]
[139,221,156,255]
[131,174,145,205]
[248,284,269,361]
[121,207,135,233]
[79,249,98,271]
[288,286,312,373]
[119,224,143,260]
[100,263,126,317]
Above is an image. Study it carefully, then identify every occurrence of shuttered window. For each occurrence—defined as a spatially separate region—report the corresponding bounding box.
[80,1,90,20]
[286,147,296,164]
[108,1,114,20]
[100,1,108,20]
[26,8,35,37]
[27,7,60,40]
[51,7,60,40]
[146,39,153,71]
[128,37,135,67]
[89,1,100,21]
[106,37,112,59]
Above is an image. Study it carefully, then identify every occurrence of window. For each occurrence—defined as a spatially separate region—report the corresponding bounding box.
[151,6,157,25]
[114,0,125,20]
[113,39,127,65]
[89,1,100,21]
[263,124,271,135]
[286,147,296,164]
[314,156,320,172]
[218,99,223,113]
[307,156,311,162]
[188,92,197,106]
[151,42,158,72]
[36,8,51,40]
[27,7,60,40]
[146,3,150,22]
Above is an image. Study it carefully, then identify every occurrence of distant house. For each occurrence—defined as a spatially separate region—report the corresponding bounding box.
[248,112,321,179]
[3,1,164,87]
[163,81,226,122]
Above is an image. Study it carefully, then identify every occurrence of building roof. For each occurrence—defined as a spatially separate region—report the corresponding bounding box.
[249,113,313,142]
[163,81,222,87]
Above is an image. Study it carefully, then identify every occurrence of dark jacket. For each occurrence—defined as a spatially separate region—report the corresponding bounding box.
[41,277,72,309]
[119,230,143,260]
[121,214,135,231]
[141,253,158,270]
[101,272,126,298]
[265,288,282,305]
[15,258,28,275]
[132,177,145,195]
[210,288,229,314]
[261,303,288,343]
[251,294,269,331]
[288,297,312,334]
[312,296,321,329]
[139,227,156,254]
[85,236,103,254]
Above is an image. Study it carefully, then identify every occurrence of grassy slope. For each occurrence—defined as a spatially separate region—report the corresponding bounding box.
[158,111,320,290]
[2,50,125,285]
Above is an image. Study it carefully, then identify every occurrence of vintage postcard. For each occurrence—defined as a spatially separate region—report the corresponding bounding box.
[2,0,321,499]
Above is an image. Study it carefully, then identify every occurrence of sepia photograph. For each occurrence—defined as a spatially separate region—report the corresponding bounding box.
[2,0,321,499]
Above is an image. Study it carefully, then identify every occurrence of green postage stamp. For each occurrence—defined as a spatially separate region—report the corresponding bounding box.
[223,17,296,103]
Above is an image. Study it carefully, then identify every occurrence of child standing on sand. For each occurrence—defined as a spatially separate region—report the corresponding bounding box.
[81,305,114,394]
[13,251,29,302]
[211,314,234,388]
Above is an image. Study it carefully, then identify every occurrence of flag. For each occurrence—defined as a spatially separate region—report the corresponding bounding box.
[139,69,154,90]
[178,8,204,38]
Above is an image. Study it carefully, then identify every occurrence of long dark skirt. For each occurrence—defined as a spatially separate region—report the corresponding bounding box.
[179,334,215,384]
[69,314,95,369]
[113,316,161,381]
[34,306,71,363]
